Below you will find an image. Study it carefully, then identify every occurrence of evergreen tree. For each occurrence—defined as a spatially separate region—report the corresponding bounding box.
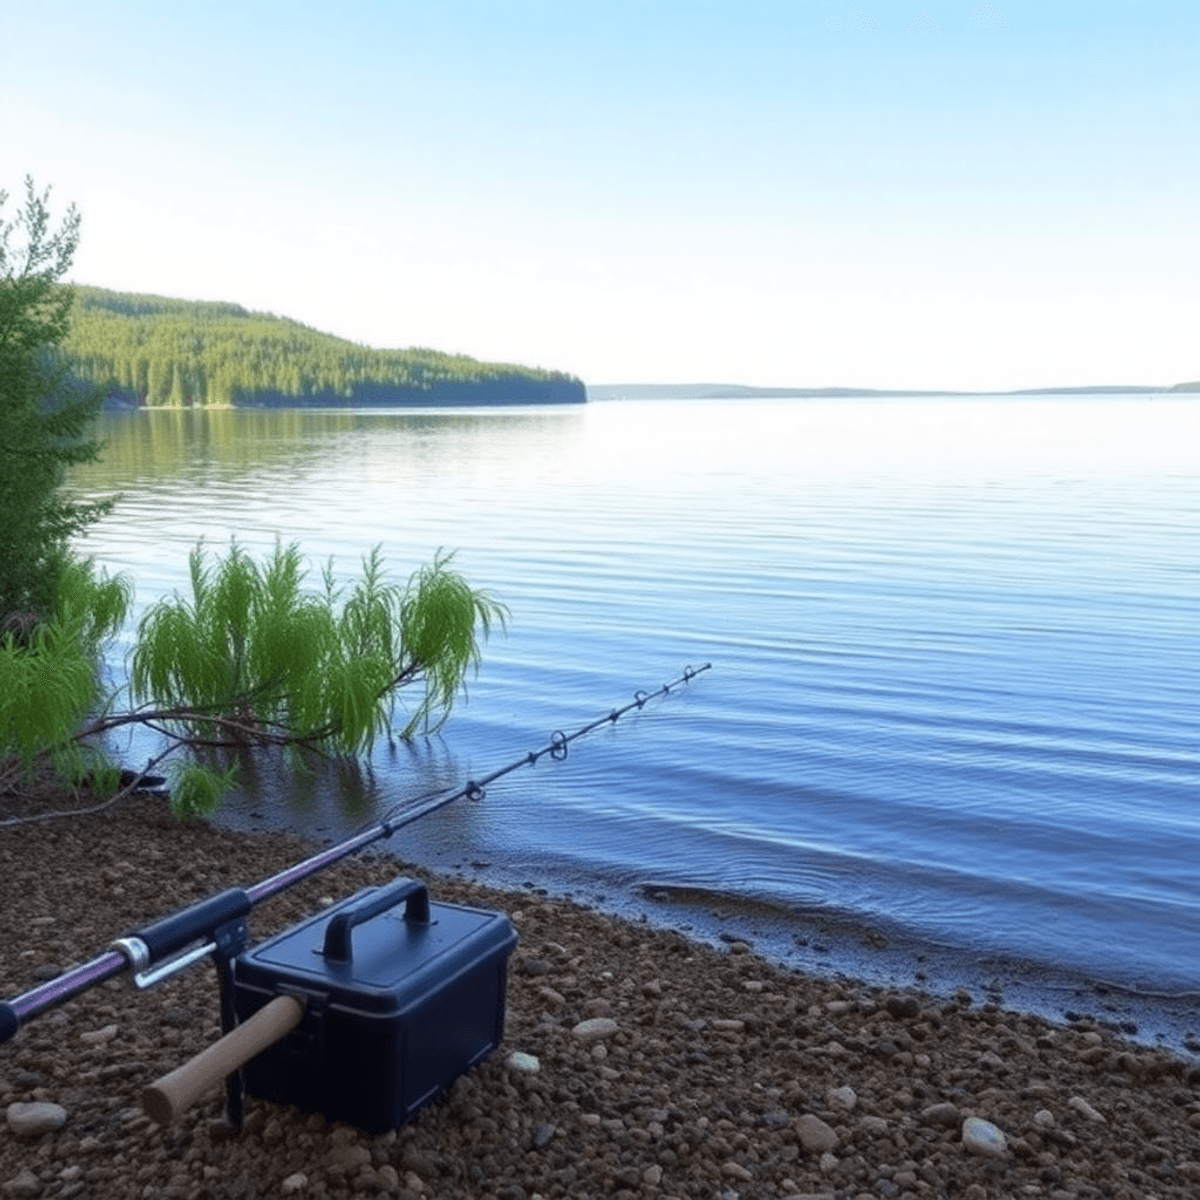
[0,178,113,623]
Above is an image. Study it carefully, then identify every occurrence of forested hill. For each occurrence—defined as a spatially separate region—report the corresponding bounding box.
[63,287,586,408]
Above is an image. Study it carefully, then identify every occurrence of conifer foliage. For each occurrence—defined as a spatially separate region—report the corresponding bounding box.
[0,178,114,620]
[65,287,586,408]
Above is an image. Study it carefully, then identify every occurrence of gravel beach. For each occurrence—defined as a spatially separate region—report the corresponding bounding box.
[2,791,1199,1199]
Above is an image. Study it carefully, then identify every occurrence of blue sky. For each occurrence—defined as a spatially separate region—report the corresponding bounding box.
[3,1,1197,389]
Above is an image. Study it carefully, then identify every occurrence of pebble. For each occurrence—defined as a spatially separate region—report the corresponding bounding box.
[571,1017,618,1040]
[328,1144,371,1171]
[1068,1095,1106,1123]
[921,1101,961,1128]
[505,1051,541,1072]
[79,1023,118,1045]
[280,1172,308,1194]
[795,1114,838,1153]
[885,995,921,1019]
[3,1168,41,1198]
[961,1116,1008,1158]
[827,1085,857,1111]
[6,1102,68,1137]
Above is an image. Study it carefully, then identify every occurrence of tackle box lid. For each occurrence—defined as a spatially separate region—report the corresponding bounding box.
[236,878,517,1016]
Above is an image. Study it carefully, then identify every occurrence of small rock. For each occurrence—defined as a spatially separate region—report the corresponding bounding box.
[1067,1095,1105,1123]
[3,1168,41,1198]
[399,1146,435,1176]
[710,1019,746,1033]
[532,1122,555,1149]
[921,1102,961,1128]
[796,1113,838,1154]
[723,1161,753,1181]
[962,1116,1008,1158]
[329,1144,372,1171]
[571,1017,619,1040]
[642,1164,663,1186]
[505,1051,541,1073]
[827,1086,857,1111]
[885,995,921,1019]
[1034,1108,1055,1128]
[859,1115,890,1136]
[280,1172,308,1194]
[80,1023,119,1046]
[6,1101,68,1136]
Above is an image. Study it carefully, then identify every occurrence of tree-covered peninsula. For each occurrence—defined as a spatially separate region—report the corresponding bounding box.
[64,287,586,409]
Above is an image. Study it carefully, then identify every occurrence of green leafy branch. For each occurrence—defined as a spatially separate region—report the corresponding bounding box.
[1,542,506,820]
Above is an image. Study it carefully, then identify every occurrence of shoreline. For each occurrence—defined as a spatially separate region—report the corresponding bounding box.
[211,801,1200,1062]
[3,791,1199,1198]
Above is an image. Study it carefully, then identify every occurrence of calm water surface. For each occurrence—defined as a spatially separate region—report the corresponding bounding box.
[68,397,1200,1003]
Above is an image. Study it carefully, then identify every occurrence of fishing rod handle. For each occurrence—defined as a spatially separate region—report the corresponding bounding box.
[142,993,304,1125]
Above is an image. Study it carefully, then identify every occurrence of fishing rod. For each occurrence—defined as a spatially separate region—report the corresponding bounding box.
[0,663,711,1045]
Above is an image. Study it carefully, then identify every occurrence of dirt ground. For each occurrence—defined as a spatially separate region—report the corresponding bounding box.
[2,790,1199,1199]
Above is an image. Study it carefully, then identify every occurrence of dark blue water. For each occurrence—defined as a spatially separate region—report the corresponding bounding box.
[70,396,1200,1001]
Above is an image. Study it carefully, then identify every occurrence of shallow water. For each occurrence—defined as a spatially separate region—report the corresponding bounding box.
[69,395,1200,996]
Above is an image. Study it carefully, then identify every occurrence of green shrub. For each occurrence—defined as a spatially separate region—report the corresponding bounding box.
[0,556,131,787]
[126,541,505,815]
[3,541,503,820]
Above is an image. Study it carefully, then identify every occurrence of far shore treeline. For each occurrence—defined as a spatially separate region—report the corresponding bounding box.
[64,287,586,409]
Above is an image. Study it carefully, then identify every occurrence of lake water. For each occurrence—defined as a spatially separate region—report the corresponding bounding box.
[67,396,1200,1030]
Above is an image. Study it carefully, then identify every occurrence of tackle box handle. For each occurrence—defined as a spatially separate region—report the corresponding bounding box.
[321,878,430,962]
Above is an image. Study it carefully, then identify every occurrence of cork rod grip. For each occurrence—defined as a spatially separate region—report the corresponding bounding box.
[142,994,305,1125]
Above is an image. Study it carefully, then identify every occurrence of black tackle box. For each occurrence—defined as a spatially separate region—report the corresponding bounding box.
[233,877,518,1132]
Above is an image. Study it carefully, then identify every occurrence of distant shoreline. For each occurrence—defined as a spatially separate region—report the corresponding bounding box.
[587,382,1190,401]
